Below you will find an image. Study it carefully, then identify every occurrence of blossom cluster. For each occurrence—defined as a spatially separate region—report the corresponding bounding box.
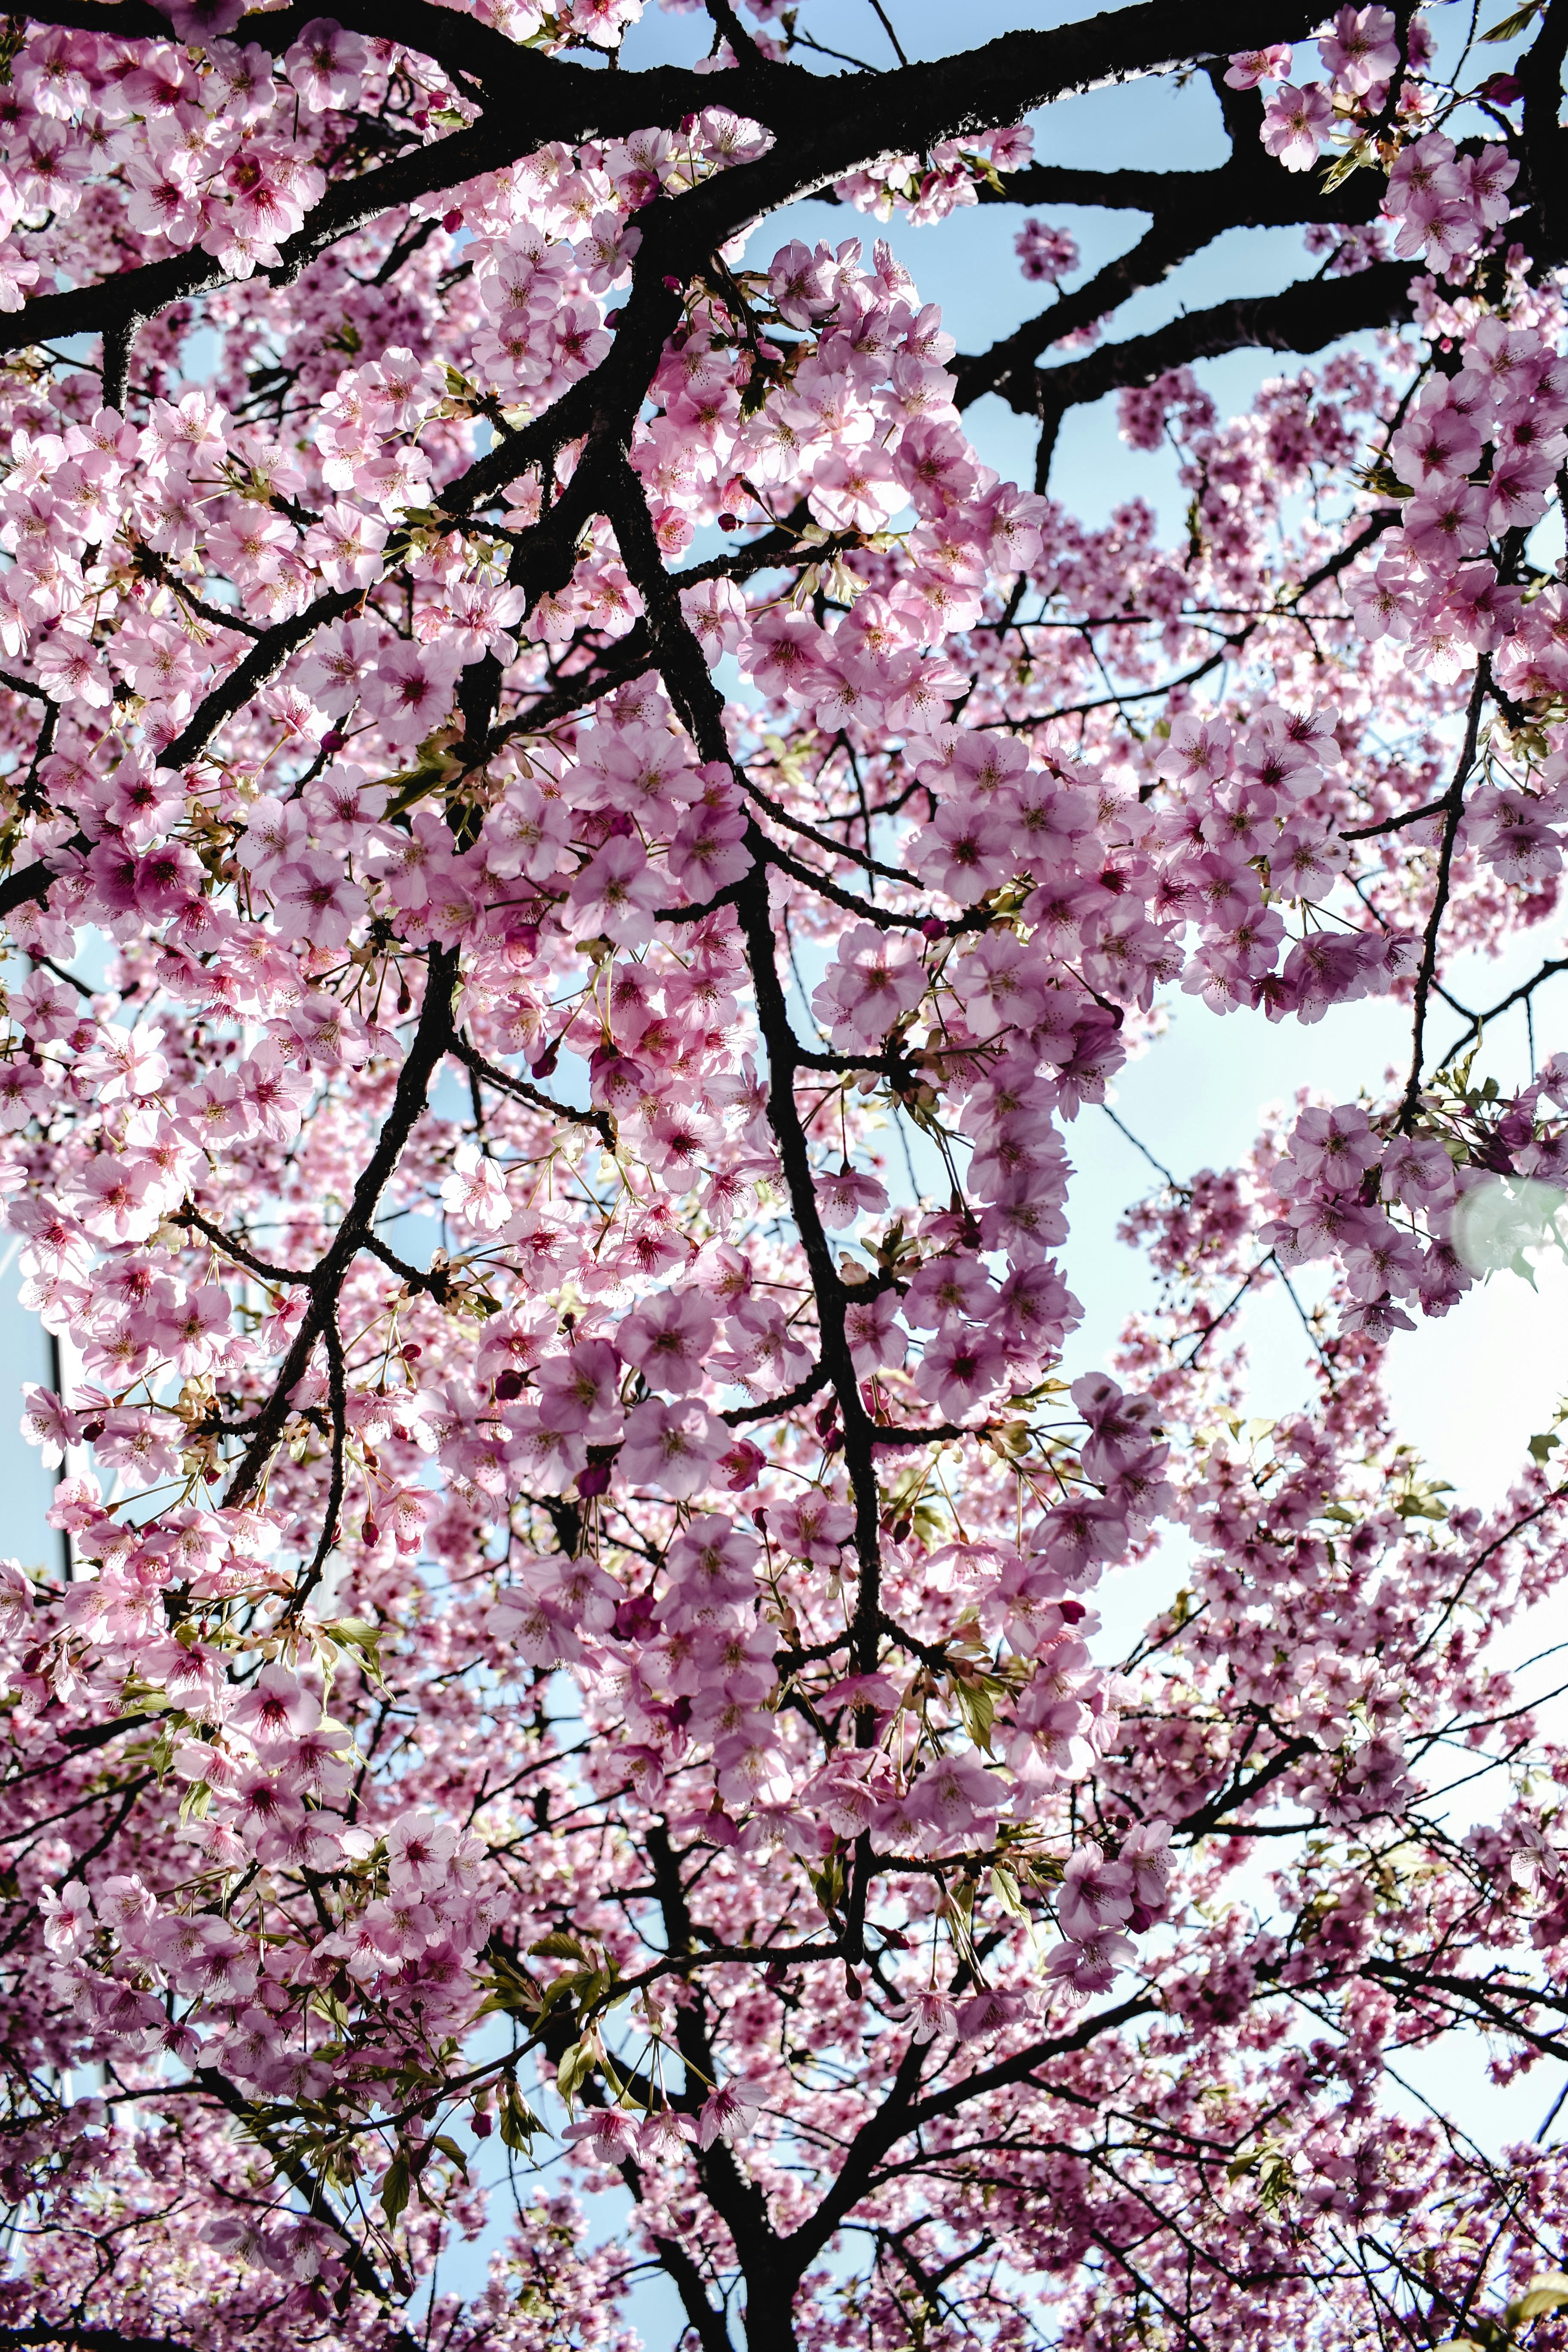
[0,0,1562,2342]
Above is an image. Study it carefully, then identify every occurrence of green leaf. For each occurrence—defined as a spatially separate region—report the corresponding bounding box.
[498,2082,543,2152]
[1529,1430,1561,1464]
[1320,143,1370,193]
[1509,2274,1568,2326]
[380,2149,410,2227]
[556,2036,596,2107]
[317,1617,391,1694]
[529,1930,591,1962]
[1226,2140,1296,2211]
[953,1673,1000,1755]
[990,1866,1028,1922]
[808,1851,847,1914]
[535,1967,593,2018]
[431,2134,469,2178]
[477,1950,541,2020]
[1393,1480,1451,1521]
[739,367,777,420]
[1482,3,1541,38]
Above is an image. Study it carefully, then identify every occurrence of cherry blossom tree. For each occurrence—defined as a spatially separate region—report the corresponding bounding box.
[2,1,1568,2348]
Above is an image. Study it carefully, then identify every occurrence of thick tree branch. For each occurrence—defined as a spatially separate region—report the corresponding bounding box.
[0,833,92,926]
[3,2,1330,468]
[973,260,1422,450]
[0,113,522,360]
[162,588,361,771]
[783,1994,1160,2273]
[954,137,1384,411]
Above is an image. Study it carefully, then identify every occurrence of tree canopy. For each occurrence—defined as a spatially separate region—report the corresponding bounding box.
[0,4,1566,2350]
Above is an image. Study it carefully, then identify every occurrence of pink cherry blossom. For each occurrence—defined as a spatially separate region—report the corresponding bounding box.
[1261,82,1334,172]
[0,15,1555,2346]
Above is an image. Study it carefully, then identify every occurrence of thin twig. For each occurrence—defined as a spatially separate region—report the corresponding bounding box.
[449,1032,616,1148]
[1100,1103,1184,1192]
[1397,663,1490,1131]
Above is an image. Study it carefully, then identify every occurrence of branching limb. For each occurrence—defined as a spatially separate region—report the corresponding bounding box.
[448,1032,616,1148]
[1434,956,1568,1074]
[1396,663,1490,1130]
[722,1361,833,1426]
[224,946,460,1508]
[979,261,1422,454]
[175,1205,313,1287]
